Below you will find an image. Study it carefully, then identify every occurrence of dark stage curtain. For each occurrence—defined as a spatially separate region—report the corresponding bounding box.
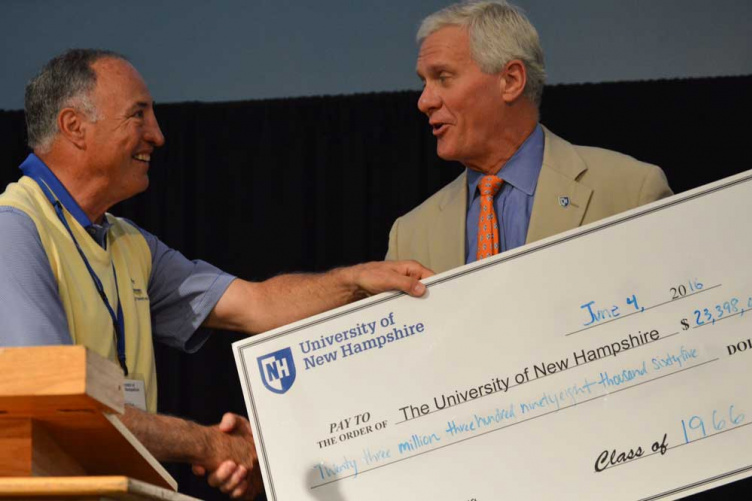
[1,75,750,500]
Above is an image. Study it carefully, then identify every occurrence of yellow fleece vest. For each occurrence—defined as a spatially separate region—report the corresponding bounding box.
[0,177,158,412]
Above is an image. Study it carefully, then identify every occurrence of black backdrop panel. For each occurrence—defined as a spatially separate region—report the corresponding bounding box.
[1,76,750,500]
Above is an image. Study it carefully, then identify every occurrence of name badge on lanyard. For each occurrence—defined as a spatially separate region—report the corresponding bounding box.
[124,379,147,411]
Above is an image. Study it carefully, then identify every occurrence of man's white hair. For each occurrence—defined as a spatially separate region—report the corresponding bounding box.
[418,0,546,106]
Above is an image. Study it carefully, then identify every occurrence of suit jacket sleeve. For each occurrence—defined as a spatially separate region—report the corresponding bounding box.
[638,164,673,205]
[386,218,401,261]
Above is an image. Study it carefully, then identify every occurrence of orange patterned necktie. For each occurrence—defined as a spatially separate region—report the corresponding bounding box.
[477,175,504,260]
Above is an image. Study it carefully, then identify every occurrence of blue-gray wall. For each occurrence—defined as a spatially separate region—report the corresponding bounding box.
[1,0,750,110]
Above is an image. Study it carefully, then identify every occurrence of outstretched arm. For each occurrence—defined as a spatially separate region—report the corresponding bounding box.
[205,260,432,334]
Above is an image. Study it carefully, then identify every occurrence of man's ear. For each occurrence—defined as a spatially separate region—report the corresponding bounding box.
[499,59,528,103]
[57,107,87,149]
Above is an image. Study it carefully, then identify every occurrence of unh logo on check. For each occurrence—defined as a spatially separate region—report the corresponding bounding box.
[257,348,296,394]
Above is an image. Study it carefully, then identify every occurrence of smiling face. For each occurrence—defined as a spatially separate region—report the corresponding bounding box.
[83,57,165,206]
[416,26,510,174]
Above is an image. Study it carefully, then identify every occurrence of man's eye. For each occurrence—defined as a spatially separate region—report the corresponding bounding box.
[133,110,144,118]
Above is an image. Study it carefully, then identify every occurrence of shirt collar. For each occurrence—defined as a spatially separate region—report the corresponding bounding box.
[86,221,112,248]
[19,153,94,229]
[467,123,545,199]
[19,153,113,247]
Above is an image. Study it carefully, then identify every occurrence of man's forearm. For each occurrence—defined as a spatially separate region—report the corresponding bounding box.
[205,261,430,335]
[119,405,212,464]
[205,268,354,334]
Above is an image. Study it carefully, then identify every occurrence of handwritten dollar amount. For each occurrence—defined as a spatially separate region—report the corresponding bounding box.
[680,297,752,329]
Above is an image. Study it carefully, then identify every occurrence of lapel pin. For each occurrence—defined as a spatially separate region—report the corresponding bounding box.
[558,196,570,208]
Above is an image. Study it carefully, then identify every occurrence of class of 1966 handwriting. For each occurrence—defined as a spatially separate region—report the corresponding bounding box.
[310,275,752,489]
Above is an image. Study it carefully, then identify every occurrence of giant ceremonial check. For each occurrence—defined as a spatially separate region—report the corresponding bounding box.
[234,170,752,501]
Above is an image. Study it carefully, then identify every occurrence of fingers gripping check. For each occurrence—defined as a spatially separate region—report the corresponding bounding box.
[353,260,433,298]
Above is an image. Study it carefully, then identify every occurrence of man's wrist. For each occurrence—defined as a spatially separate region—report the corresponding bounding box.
[329,265,364,302]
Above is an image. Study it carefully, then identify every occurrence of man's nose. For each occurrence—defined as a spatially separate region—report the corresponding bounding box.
[145,115,165,147]
[417,84,440,115]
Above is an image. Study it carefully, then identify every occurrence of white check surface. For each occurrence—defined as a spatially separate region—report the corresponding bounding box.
[234,170,752,500]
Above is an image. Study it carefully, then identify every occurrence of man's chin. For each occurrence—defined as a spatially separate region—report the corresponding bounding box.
[131,176,150,197]
[436,144,459,162]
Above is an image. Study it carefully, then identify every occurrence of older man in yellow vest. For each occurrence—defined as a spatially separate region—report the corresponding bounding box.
[0,49,431,499]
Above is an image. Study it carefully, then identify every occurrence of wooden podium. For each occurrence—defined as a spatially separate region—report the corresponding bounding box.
[0,346,199,500]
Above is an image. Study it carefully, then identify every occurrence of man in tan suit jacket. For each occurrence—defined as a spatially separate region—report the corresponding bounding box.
[386,1,672,274]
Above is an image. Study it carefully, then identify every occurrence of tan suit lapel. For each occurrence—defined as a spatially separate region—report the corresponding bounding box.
[526,127,593,244]
[431,172,466,272]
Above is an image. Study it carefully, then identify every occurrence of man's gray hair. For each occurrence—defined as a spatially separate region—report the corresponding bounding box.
[417,0,546,106]
[25,49,128,153]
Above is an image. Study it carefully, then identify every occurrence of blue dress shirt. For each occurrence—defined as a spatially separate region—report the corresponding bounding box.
[465,124,545,263]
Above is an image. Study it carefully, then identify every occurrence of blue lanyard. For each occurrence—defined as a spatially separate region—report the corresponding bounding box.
[31,176,129,376]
